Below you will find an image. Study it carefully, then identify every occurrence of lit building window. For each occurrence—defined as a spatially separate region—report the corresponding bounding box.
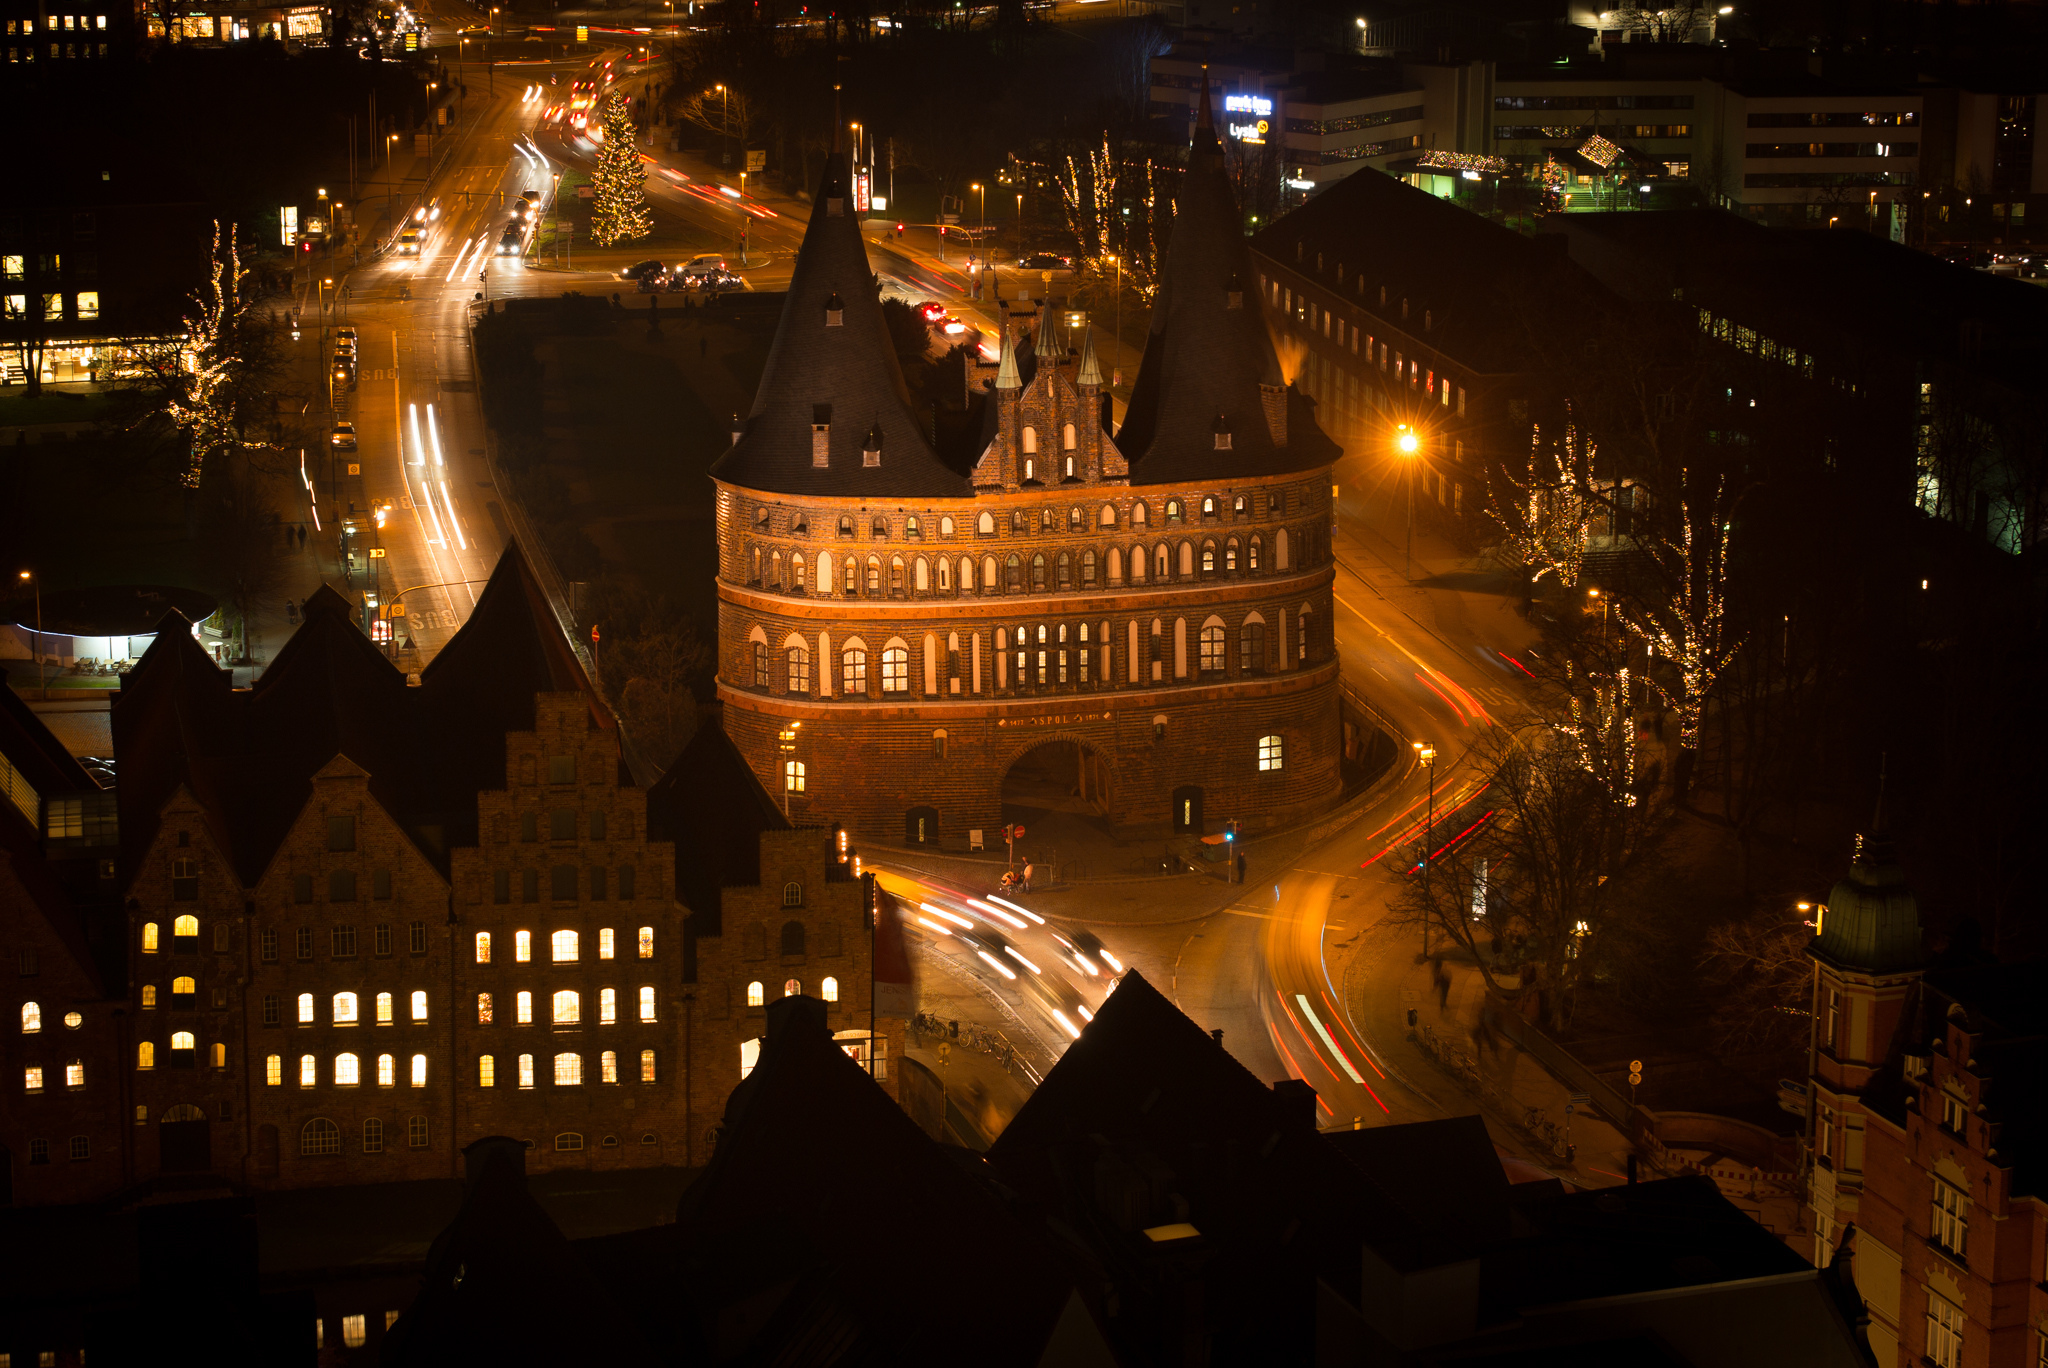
[378,1053,396,1087]
[24,1065,43,1093]
[598,928,615,959]
[411,1054,428,1087]
[640,1048,657,1082]
[552,929,578,962]
[475,932,491,963]
[299,1054,317,1087]
[785,760,806,793]
[332,992,358,1024]
[740,1038,760,1079]
[517,991,533,1025]
[479,1054,496,1087]
[335,1052,360,1086]
[822,976,839,1002]
[600,987,616,1023]
[411,990,428,1023]
[515,930,531,962]
[601,1050,619,1083]
[376,992,394,1024]
[553,990,580,1024]
[554,1052,582,1086]
[784,978,801,997]
[171,1030,195,1052]
[518,1054,535,1089]
[343,1314,367,1349]
[638,927,654,959]
[75,290,98,320]
[478,992,493,1025]
[138,1040,155,1069]
[173,913,199,938]
[639,986,656,1022]
[142,985,156,1008]
[1259,734,1285,771]
[747,981,765,1007]
[266,1054,282,1086]
[21,1001,40,1033]
[297,993,315,1024]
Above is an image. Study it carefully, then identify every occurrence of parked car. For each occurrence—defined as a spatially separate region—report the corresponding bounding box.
[335,325,358,344]
[619,258,665,282]
[330,422,357,449]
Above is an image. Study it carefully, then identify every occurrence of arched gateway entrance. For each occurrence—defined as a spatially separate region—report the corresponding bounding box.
[1000,740,1113,844]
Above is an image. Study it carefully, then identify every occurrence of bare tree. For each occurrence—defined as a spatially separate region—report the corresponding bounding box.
[1488,420,1602,594]
[1699,909,1813,1054]
[1,293,51,398]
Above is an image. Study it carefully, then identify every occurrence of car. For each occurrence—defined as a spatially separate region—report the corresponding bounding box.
[1050,927,1122,979]
[916,300,946,323]
[619,258,665,282]
[681,253,726,275]
[1018,252,1074,271]
[332,334,357,353]
[1019,967,1092,1041]
[498,228,525,256]
[395,227,425,256]
[330,422,357,449]
[335,325,358,344]
[332,362,357,391]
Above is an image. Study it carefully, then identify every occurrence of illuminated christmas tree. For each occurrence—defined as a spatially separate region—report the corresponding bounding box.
[590,91,653,247]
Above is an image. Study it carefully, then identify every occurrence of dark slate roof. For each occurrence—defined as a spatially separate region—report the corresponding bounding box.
[1323,1114,1512,1259]
[1812,836,1922,976]
[605,994,1098,1364]
[0,683,100,804]
[111,608,241,886]
[1250,164,1600,376]
[710,152,971,498]
[381,1137,657,1367]
[1118,95,1338,486]
[643,708,789,938]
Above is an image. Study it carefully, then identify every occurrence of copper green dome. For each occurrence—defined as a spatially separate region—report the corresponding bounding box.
[1813,837,1922,975]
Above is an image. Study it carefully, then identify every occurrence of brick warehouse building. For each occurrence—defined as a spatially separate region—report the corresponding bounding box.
[710,96,1345,848]
[4,547,887,1206]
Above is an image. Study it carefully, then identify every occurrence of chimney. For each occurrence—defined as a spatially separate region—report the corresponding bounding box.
[1261,383,1289,447]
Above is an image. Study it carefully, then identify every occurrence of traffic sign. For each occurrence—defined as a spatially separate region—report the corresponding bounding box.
[389,601,406,615]
[576,24,588,40]
[347,463,360,476]
[368,547,386,558]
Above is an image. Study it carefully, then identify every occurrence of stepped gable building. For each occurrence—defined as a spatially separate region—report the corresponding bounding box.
[710,89,1343,848]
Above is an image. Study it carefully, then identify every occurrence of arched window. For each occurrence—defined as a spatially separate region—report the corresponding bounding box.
[1082,550,1097,586]
[515,930,532,963]
[822,976,840,1002]
[554,990,580,1024]
[474,932,491,963]
[1032,554,1048,591]
[1155,544,1170,581]
[1063,455,1076,479]
[601,988,617,1023]
[978,511,996,535]
[1226,538,1239,572]
[1201,541,1217,574]
[411,1054,428,1087]
[881,645,908,693]
[601,1050,619,1083]
[787,644,811,694]
[871,515,889,538]
[556,1132,585,1151]
[784,978,802,998]
[890,555,905,593]
[265,1054,282,1086]
[1202,496,1217,518]
[173,913,199,939]
[1108,547,1124,584]
[21,1002,39,1033]
[1199,622,1227,673]
[1101,504,1118,527]
[783,881,803,907]
[517,991,533,1024]
[375,991,393,1023]
[907,515,922,538]
[551,930,578,962]
[938,557,953,592]
[1022,426,1038,454]
[1250,535,1262,571]
[961,557,976,592]
[941,515,956,535]
[1006,554,1023,592]
[141,922,159,953]
[866,556,881,595]
[554,1053,583,1086]
[747,981,765,1007]
[137,1040,154,1069]
[1056,553,1071,589]
[793,556,807,592]
[816,551,831,595]
[332,991,358,1024]
[752,639,768,687]
[169,1030,196,1054]
[740,1039,760,1079]
[1241,617,1266,673]
[781,920,807,956]
[142,985,157,1008]
[479,1055,496,1087]
[982,554,998,591]
[296,993,315,1024]
[1063,422,1077,450]
[335,1052,361,1086]
[1179,542,1195,577]
[769,551,781,588]
[1259,734,1285,771]
[842,644,868,694]
[477,992,493,1025]
[915,556,929,592]
[1234,494,1248,515]
[301,1118,342,1156]
[639,927,654,958]
[379,1053,397,1086]
[1277,527,1291,570]
[1166,499,1184,524]
[518,1054,536,1088]
[639,986,657,1022]
[843,556,857,594]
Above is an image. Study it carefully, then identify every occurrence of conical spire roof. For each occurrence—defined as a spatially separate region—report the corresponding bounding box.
[710,153,968,497]
[1076,325,1104,387]
[1116,71,1335,486]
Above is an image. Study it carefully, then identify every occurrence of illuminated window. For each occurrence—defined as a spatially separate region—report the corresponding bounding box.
[638,927,654,959]
[1259,734,1285,771]
[601,1050,619,1083]
[137,1040,155,1069]
[516,991,533,1025]
[747,981,765,1007]
[378,1053,396,1087]
[553,990,580,1024]
[552,929,578,962]
[343,1315,367,1349]
[172,1030,195,1051]
[554,1052,582,1086]
[478,993,494,1024]
[297,993,315,1024]
[299,1054,316,1087]
[638,986,656,1022]
[301,1118,341,1156]
[24,1065,43,1093]
[479,1054,496,1087]
[600,987,616,1023]
[518,1053,535,1089]
[784,978,801,998]
[822,976,839,1002]
[170,975,197,1006]
[598,928,615,959]
[640,1049,657,1082]
[411,1054,427,1087]
[411,990,427,1023]
[376,991,394,1024]
[266,1054,282,1086]
[142,985,156,1008]
[21,1001,39,1033]
[474,931,491,963]
[335,1052,361,1086]
[332,991,358,1024]
[209,1042,225,1069]
[785,761,806,793]
[173,913,199,938]
[740,1038,761,1078]
[515,930,532,962]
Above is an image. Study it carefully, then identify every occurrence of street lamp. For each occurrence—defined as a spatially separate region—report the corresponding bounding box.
[970,181,985,296]
[1105,252,1123,388]
[18,570,42,692]
[713,83,729,166]
[1414,740,1437,958]
[1395,423,1422,581]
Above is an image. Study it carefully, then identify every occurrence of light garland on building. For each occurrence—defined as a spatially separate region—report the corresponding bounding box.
[1417,150,1510,175]
[1577,134,1622,170]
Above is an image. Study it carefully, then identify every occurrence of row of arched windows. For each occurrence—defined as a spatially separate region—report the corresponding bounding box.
[256,1052,429,1087]
[744,605,1327,701]
[273,990,429,1026]
[473,928,654,964]
[138,914,202,953]
[476,1049,656,1088]
[744,977,839,1006]
[19,1002,83,1032]
[295,1115,431,1156]
[473,987,657,1025]
[746,488,1319,542]
[742,526,1320,600]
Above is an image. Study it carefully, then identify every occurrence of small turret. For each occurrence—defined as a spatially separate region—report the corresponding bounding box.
[1076,328,1104,389]
[994,322,1022,391]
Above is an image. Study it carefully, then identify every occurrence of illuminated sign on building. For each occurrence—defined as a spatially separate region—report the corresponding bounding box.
[280,205,298,246]
[1228,120,1270,144]
[1225,93,1274,117]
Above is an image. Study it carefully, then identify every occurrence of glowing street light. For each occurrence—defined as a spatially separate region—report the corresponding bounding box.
[1395,423,1422,580]
[1414,740,1437,959]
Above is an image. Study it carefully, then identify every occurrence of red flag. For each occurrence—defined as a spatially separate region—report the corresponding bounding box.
[873,887,915,1018]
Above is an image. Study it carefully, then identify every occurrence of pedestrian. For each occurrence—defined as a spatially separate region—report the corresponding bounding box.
[286,599,298,624]
[297,524,307,549]
[1020,862,1035,892]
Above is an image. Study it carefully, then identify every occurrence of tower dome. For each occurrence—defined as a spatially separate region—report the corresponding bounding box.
[1812,834,1922,975]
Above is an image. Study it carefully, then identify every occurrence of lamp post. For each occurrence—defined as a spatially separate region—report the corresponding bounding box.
[1395,423,1421,581]
[714,83,728,166]
[970,182,984,297]
[18,570,42,692]
[1414,740,1436,959]
[1106,252,1123,388]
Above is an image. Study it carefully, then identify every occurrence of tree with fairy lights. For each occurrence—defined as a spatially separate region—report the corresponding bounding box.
[590,91,653,247]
